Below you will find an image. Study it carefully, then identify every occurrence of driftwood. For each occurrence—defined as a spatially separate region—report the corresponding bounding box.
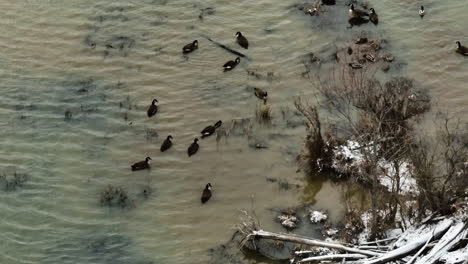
[297,253,367,262]
[243,217,467,264]
[200,35,249,59]
[249,230,381,257]
[414,222,467,264]
[363,219,453,264]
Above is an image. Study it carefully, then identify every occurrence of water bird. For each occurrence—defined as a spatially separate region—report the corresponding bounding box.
[349,62,363,69]
[183,40,198,54]
[419,6,425,18]
[369,8,378,25]
[355,37,368,44]
[201,183,212,203]
[160,135,173,152]
[223,57,240,72]
[201,121,222,138]
[349,4,369,18]
[305,7,318,16]
[236,32,249,49]
[364,54,376,62]
[456,41,468,56]
[254,88,268,100]
[131,157,151,171]
[147,99,158,117]
[188,138,199,157]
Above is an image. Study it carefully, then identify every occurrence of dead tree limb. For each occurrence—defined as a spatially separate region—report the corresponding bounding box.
[249,230,381,257]
[297,253,367,263]
[362,219,453,264]
[414,222,467,264]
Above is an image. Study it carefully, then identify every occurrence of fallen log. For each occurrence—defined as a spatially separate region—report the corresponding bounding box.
[362,219,453,264]
[249,230,381,257]
[297,253,367,263]
[414,222,467,264]
[200,35,250,60]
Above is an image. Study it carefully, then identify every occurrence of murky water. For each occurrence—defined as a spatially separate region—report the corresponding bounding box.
[0,0,467,263]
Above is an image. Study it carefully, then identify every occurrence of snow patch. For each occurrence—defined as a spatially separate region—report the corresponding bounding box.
[309,210,328,224]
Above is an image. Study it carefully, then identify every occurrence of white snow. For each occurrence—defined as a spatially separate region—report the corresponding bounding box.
[332,140,419,195]
[309,210,328,224]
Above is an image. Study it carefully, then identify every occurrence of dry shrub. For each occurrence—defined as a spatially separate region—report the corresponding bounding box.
[410,117,468,215]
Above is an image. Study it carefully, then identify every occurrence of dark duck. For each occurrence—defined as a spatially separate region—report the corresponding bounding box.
[183,40,198,54]
[254,88,268,100]
[187,138,199,157]
[349,4,369,18]
[236,32,249,49]
[160,135,173,152]
[223,57,240,72]
[456,41,468,56]
[201,120,222,138]
[131,157,151,171]
[369,8,378,25]
[147,99,158,118]
[201,183,212,203]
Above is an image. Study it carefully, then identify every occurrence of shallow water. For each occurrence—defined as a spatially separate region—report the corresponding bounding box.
[0,0,467,263]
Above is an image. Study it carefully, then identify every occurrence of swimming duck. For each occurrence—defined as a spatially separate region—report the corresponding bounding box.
[254,88,268,100]
[131,157,151,171]
[201,183,212,203]
[349,62,363,69]
[223,57,240,72]
[201,120,222,138]
[369,8,378,25]
[147,99,158,117]
[419,6,425,18]
[349,4,369,18]
[364,53,376,62]
[160,135,173,152]
[183,40,198,54]
[305,7,318,16]
[456,41,468,56]
[187,138,199,157]
[236,32,249,49]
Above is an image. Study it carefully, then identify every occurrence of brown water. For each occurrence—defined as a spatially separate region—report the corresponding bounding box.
[0,0,467,263]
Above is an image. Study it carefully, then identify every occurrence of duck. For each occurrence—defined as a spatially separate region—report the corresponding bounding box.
[147,99,158,117]
[349,4,369,18]
[456,41,468,56]
[364,53,376,62]
[236,32,249,49]
[131,157,151,171]
[223,57,240,72]
[349,62,363,69]
[187,138,199,157]
[182,40,198,54]
[369,8,378,25]
[160,135,173,152]
[419,6,425,18]
[254,88,268,100]
[201,183,212,203]
[201,120,222,138]
[305,7,318,16]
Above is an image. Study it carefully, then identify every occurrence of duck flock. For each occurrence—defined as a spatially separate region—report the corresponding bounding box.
[129,30,262,204]
[129,3,468,205]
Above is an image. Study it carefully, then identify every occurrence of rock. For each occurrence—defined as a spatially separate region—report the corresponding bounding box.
[310,210,328,223]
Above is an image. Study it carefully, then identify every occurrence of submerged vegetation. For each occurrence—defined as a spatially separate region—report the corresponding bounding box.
[0,171,28,192]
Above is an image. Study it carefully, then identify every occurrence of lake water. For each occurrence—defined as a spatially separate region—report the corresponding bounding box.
[0,0,467,263]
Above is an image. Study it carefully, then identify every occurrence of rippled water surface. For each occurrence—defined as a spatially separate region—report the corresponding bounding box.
[1,0,467,263]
